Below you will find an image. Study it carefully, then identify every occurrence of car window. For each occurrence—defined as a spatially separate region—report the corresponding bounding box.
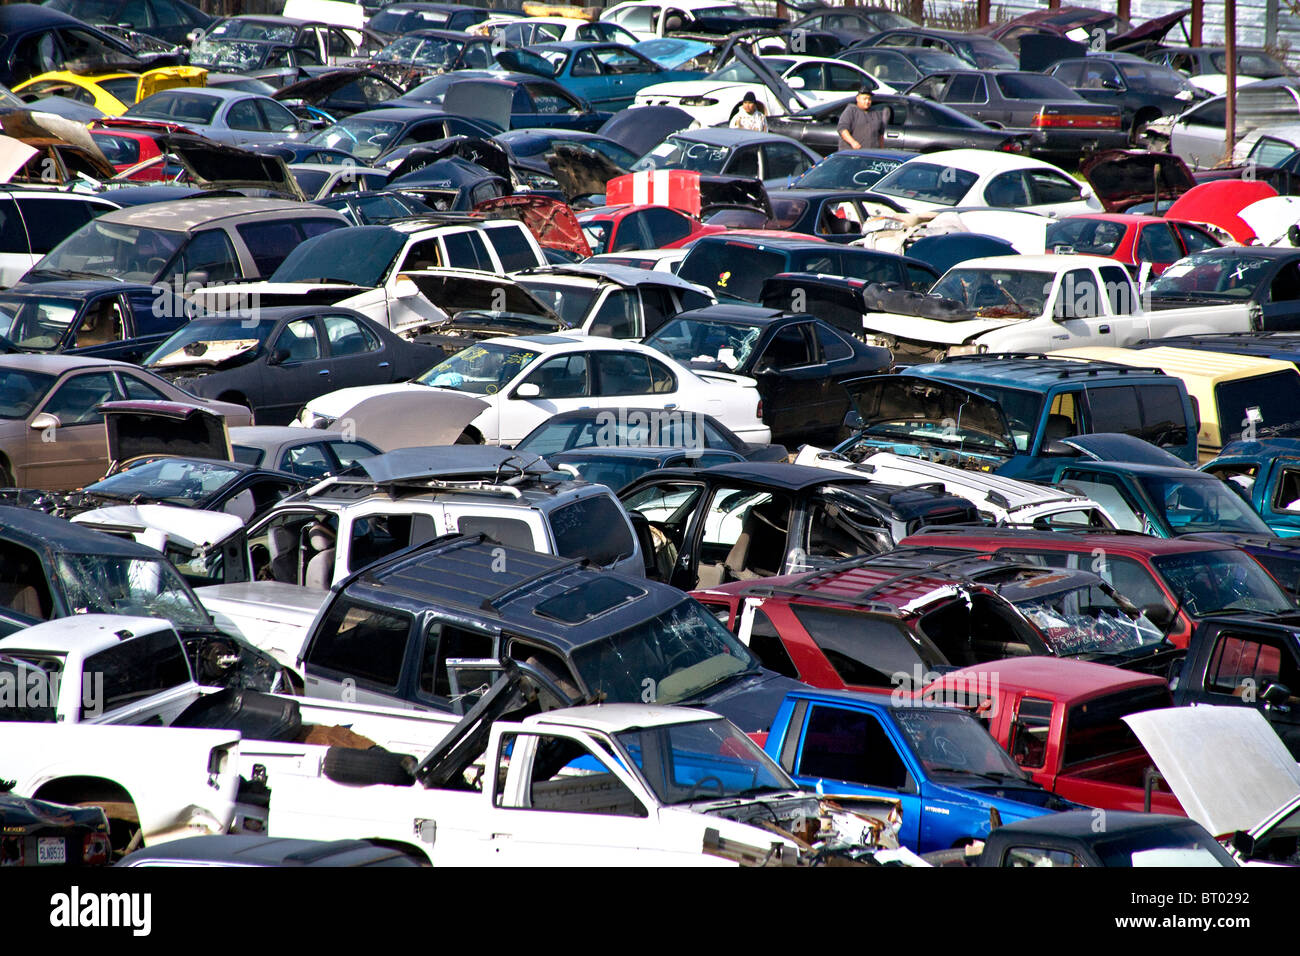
[323,314,378,357]
[1176,223,1219,254]
[279,442,332,478]
[485,225,540,272]
[762,143,814,180]
[42,371,119,425]
[549,494,635,565]
[13,198,107,256]
[442,230,494,271]
[0,199,27,255]
[815,323,853,361]
[524,353,590,398]
[1054,268,1101,319]
[589,290,639,338]
[525,84,582,115]
[257,98,300,133]
[226,98,264,131]
[1027,170,1083,205]
[1206,633,1294,696]
[237,221,307,276]
[594,351,655,395]
[170,229,240,283]
[456,515,535,550]
[308,600,411,688]
[1099,264,1136,314]
[797,704,910,789]
[758,323,814,370]
[273,317,321,362]
[119,373,166,400]
[982,170,1030,207]
[726,146,760,179]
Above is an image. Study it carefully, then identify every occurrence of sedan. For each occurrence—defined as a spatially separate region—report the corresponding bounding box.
[867,149,1101,217]
[307,106,501,163]
[517,41,702,111]
[1048,53,1204,142]
[790,6,918,45]
[632,128,821,189]
[836,45,971,88]
[790,148,915,190]
[367,29,497,87]
[643,305,891,445]
[768,93,1027,156]
[124,88,309,147]
[511,405,787,460]
[853,28,1017,71]
[0,355,252,489]
[297,333,771,447]
[230,426,381,479]
[1045,213,1221,278]
[144,307,440,426]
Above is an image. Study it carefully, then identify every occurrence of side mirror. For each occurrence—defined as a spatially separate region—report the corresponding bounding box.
[1101,78,1124,91]
[29,412,60,431]
[1142,601,1175,631]
[269,347,291,365]
[786,76,806,90]
[186,29,203,44]
[514,382,541,399]
[1262,682,1291,707]
[298,119,314,133]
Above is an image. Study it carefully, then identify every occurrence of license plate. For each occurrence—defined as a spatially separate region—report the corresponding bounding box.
[37,838,66,865]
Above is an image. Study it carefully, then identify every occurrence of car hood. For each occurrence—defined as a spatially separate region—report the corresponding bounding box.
[843,375,1016,454]
[0,136,38,183]
[861,311,1027,344]
[1123,704,1300,837]
[680,670,806,735]
[386,135,512,184]
[1240,195,1300,246]
[599,105,694,156]
[1165,180,1280,243]
[544,142,627,202]
[101,401,232,466]
[1111,7,1191,51]
[634,38,713,70]
[138,65,207,100]
[1079,149,1198,212]
[163,134,305,199]
[1060,433,1193,466]
[273,68,379,106]
[71,504,244,551]
[316,389,490,450]
[404,268,560,320]
[472,194,591,258]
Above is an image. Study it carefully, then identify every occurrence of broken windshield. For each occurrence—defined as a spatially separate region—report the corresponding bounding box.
[570,598,759,705]
[849,377,1018,455]
[644,317,765,371]
[57,553,210,628]
[417,342,541,394]
[145,317,278,368]
[928,267,1055,318]
[1011,580,1166,657]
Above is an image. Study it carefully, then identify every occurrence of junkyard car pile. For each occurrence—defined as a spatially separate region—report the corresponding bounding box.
[0,0,1298,871]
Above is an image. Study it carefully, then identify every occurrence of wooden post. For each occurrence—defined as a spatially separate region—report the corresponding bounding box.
[1117,0,1130,22]
[1225,0,1236,166]
[1265,0,1280,51]
[1190,0,1203,47]
[977,0,990,28]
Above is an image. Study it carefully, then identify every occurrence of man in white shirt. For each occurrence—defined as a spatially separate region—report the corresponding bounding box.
[730,91,767,131]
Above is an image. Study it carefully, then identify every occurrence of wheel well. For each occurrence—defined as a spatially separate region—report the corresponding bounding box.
[457,425,483,445]
[364,838,432,866]
[33,776,135,809]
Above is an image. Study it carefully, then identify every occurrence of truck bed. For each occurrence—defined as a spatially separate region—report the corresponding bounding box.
[1055,751,1185,815]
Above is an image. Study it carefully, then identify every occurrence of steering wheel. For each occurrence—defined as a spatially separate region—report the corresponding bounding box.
[686,775,726,799]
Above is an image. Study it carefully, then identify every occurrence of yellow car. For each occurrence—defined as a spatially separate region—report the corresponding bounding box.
[13,66,207,116]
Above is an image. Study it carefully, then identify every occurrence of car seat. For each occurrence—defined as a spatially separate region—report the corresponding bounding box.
[304,523,336,590]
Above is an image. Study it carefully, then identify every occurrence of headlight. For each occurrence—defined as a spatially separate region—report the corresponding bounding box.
[679,97,718,107]
[861,334,896,349]
[946,344,988,357]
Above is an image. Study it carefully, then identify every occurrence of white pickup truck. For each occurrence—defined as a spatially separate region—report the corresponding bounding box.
[859,254,1260,363]
[0,615,459,855]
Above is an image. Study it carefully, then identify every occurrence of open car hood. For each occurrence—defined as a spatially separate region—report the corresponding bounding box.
[493,49,559,79]
[598,105,694,157]
[386,135,512,184]
[138,65,207,100]
[1239,195,1300,247]
[72,504,244,551]
[0,137,38,183]
[100,401,233,468]
[731,44,808,114]
[443,80,514,133]
[1110,7,1190,51]
[162,134,305,199]
[633,38,713,70]
[545,142,626,201]
[700,175,771,218]
[843,375,1016,455]
[273,68,377,105]
[473,194,591,258]
[1079,149,1197,212]
[1165,180,1280,244]
[1123,705,1300,837]
[327,390,490,451]
[404,268,559,320]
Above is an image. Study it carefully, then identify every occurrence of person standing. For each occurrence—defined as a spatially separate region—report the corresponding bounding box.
[837,85,883,151]
[730,90,768,131]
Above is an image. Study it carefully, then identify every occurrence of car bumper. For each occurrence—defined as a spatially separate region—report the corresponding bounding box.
[1027,128,1130,157]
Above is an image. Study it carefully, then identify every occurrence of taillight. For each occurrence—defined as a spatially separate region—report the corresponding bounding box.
[756,399,763,419]
[1,836,23,866]
[1032,110,1121,129]
[83,832,109,866]
[999,139,1023,153]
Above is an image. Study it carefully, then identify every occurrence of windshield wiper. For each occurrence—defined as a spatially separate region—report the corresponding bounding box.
[928,766,1029,785]
[27,268,116,281]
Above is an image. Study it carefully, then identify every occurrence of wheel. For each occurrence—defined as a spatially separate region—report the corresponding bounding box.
[323,746,416,786]
[1130,113,1155,147]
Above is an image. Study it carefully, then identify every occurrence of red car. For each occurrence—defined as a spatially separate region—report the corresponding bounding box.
[89,119,191,181]
[1045,212,1221,277]
[576,203,724,255]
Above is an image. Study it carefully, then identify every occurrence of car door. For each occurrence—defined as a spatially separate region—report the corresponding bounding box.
[1170,97,1228,168]
[1048,267,1117,346]
[502,351,594,444]
[750,322,825,439]
[1095,263,1142,344]
[263,316,330,425]
[320,313,394,390]
[592,350,677,412]
[63,292,131,360]
[566,48,607,107]
[23,369,121,488]
[1194,625,1300,753]
[619,478,707,585]
[222,97,268,146]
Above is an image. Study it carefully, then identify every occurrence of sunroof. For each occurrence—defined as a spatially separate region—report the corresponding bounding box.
[534,578,645,625]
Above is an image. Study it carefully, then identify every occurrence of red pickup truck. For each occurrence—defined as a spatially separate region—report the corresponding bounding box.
[920,657,1185,815]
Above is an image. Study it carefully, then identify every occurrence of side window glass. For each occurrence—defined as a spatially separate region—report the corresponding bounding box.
[308,601,410,688]
[796,704,910,790]
[523,353,589,399]
[493,732,646,815]
[273,318,321,362]
[42,371,118,425]
[1008,697,1052,769]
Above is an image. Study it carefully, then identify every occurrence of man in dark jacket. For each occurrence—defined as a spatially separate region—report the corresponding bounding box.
[838,85,883,151]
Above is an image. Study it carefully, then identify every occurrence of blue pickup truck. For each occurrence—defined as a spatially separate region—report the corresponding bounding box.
[1204,438,1300,537]
[762,688,1076,854]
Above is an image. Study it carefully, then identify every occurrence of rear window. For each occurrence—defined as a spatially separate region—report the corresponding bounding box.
[1215,371,1300,444]
[873,162,978,206]
[790,605,940,687]
[995,73,1074,99]
[486,224,541,272]
[1062,686,1171,768]
[549,494,635,566]
[306,600,411,689]
[678,241,787,301]
[81,628,191,719]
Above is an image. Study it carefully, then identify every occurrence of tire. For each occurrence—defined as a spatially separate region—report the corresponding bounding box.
[1130,113,1156,147]
[322,746,415,786]
[455,428,481,445]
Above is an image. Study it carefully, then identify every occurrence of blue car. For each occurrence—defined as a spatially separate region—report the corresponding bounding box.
[764,689,1074,854]
[507,41,703,111]
[1205,438,1300,537]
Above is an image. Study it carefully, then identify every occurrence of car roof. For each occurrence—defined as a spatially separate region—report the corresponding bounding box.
[900,526,1236,555]
[0,614,175,658]
[139,86,260,101]
[636,461,889,491]
[930,656,1168,701]
[99,197,331,231]
[906,353,1168,387]
[0,353,131,374]
[994,809,1200,839]
[899,148,1066,175]
[0,280,156,297]
[118,834,418,866]
[522,262,703,291]
[672,127,796,146]
[526,702,719,732]
[1061,346,1297,383]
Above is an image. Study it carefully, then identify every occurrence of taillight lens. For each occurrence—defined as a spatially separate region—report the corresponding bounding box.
[1032,111,1121,129]
[83,832,110,866]
[756,399,763,419]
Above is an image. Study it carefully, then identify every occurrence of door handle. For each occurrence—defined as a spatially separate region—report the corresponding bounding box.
[1099,325,1110,334]
[378,361,390,368]
[319,369,330,375]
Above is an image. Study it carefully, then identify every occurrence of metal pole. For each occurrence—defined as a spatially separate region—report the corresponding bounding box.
[1190,0,1203,48]
[1225,0,1236,166]
[1117,0,1131,23]
[977,0,990,28]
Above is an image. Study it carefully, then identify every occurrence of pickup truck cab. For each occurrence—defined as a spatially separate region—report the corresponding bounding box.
[763,688,1074,853]
[857,253,1259,363]
[831,355,1200,480]
[921,657,1184,814]
[1204,438,1300,536]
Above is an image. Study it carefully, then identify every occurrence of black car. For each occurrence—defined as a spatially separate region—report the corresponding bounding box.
[1143,247,1300,330]
[367,2,494,38]
[905,70,1126,161]
[143,307,440,425]
[44,0,212,46]
[496,129,640,181]
[643,304,893,444]
[836,45,973,88]
[789,148,916,191]
[271,69,405,122]
[390,72,609,133]
[1048,52,1207,142]
[512,406,788,462]
[368,29,497,88]
[619,461,979,591]
[315,189,438,224]
[0,281,194,363]
[308,106,504,163]
[0,3,161,86]
[851,28,1018,71]
[768,93,1027,157]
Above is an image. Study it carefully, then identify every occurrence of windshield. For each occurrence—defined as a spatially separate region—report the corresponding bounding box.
[1148,253,1273,299]
[1153,549,1294,616]
[57,553,210,628]
[795,153,905,189]
[0,369,56,420]
[209,18,297,41]
[416,342,541,393]
[377,35,463,67]
[928,267,1055,317]
[145,317,278,368]
[0,296,81,351]
[644,317,764,370]
[1013,580,1166,656]
[515,280,599,325]
[1118,62,1197,94]
[853,377,1017,455]
[310,116,405,161]
[873,161,978,206]
[1215,372,1300,443]
[571,598,759,705]
[271,227,406,287]
[33,220,185,283]
[616,717,794,806]
[127,90,220,125]
[579,220,610,255]
[83,458,242,506]
[1212,51,1289,77]
[189,39,271,71]
[1095,825,1237,867]
[1046,217,1125,255]
[1138,473,1275,535]
[893,708,1030,781]
[633,136,731,175]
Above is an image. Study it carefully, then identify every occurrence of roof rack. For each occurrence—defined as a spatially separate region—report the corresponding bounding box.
[936,352,1167,378]
[908,525,1153,538]
[304,475,536,500]
[481,557,588,612]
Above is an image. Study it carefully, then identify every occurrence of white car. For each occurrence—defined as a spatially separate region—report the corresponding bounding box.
[0,191,119,288]
[298,333,770,446]
[601,0,749,41]
[635,54,892,127]
[866,148,1102,218]
[1159,80,1300,169]
[475,15,639,46]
